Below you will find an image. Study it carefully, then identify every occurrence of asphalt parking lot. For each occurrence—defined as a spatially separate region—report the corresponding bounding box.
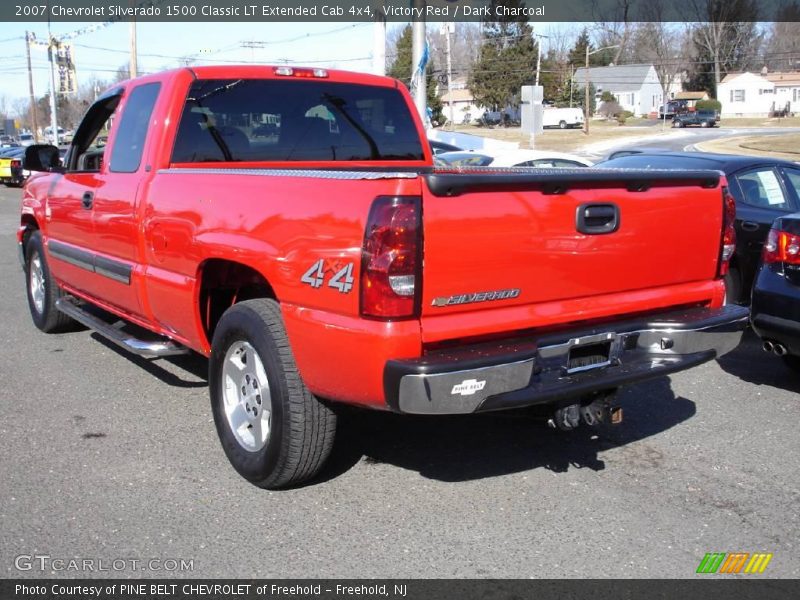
[0,184,798,579]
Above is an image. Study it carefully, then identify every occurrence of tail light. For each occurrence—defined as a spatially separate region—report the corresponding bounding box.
[360,196,422,319]
[718,186,736,277]
[273,67,328,78]
[10,159,21,169]
[763,227,800,265]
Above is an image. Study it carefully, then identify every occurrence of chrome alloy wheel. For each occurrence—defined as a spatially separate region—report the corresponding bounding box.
[222,341,272,452]
[29,252,45,315]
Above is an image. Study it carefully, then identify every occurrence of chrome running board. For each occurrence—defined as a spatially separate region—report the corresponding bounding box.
[55,297,189,358]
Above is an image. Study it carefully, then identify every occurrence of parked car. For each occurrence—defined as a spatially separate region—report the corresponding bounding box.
[429,140,461,155]
[596,151,800,304]
[542,107,584,129]
[18,133,36,147]
[0,134,15,147]
[658,100,689,119]
[0,146,27,186]
[672,110,718,128]
[751,213,800,371]
[436,149,593,168]
[19,65,747,488]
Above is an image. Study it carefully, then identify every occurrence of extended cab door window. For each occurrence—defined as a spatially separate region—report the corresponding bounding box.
[67,90,122,172]
[110,82,161,172]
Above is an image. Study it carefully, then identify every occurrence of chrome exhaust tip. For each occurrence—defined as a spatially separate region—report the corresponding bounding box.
[774,343,788,356]
[763,340,775,353]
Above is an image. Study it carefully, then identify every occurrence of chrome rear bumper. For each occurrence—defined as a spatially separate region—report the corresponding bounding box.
[385,305,749,414]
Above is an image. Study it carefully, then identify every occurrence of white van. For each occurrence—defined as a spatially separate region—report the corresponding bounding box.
[542,107,584,129]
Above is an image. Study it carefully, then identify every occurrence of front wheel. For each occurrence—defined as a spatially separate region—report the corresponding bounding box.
[559,120,567,129]
[25,231,73,332]
[209,299,337,489]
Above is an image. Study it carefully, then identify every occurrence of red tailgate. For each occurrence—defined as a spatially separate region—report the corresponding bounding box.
[419,169,725,331]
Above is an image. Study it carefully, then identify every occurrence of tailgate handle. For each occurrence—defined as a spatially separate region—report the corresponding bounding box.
[577,203,619,234]
[81,191,94,210]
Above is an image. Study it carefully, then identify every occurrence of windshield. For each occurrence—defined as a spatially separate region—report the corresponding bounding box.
[172,78,424,163]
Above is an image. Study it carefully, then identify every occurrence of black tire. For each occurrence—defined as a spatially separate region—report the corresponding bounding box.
[209,298,337,489]
[559,120,567,129]
[782,355,800,373]
[701,121,709,128]
[24,231,72,333]
[724,268,743,305]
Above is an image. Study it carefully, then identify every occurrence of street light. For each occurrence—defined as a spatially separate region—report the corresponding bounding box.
[584,44,620,135]
[534,33,549,87]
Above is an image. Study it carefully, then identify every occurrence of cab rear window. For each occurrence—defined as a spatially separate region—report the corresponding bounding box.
[171,78,424,163]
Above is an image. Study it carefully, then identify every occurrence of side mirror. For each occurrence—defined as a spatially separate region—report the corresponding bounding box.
[23,144,63,173]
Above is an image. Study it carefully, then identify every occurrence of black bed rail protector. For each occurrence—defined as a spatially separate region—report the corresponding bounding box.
[424,167,722,197]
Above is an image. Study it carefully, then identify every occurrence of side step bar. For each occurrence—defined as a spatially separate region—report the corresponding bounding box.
[55,297,189,358]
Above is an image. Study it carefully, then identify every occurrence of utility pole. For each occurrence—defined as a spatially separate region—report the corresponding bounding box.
[534,33,548,87]
[569,64,574,108]
[47,35,59,145]
[129,19,138,78]
[584,44,619,135]
[410,0,427,122]
[372,5,386,76]
[25,32,40,142]
[441,22,454,129]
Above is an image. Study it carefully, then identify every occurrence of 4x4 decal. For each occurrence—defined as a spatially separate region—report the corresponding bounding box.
[301,260,355,294]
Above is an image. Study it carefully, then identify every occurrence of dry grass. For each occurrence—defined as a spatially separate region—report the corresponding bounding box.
[718,117,800,128]
[695,133,800,161]
[448,122,665,152]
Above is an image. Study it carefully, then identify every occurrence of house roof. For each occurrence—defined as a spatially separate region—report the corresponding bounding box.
[440,88,474,103]
[573,64,655,92]
[767,72,800,86]
[674,91,708,100]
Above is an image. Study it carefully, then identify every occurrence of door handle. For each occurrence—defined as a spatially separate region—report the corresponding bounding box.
[576,203,620,234]
[81,191,93,209]
[741,221,759,232]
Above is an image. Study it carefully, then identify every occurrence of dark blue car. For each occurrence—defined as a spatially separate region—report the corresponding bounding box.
[596,151,800,305]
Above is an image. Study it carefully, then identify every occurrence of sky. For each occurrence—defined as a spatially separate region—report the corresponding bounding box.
[0,19,571,115]
[0,21,380,112]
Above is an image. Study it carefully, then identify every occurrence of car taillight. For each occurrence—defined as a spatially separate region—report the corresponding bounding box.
[360,196,422,319]
[718,186,736,277]
[763,227,800,265]
[10,159,21,168]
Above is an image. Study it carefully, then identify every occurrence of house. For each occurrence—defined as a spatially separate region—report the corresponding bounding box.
[718,72,777,116]
[674,91,710,109]
[439,88,485,125]
[765,71,800,114]
[573,64,664,117]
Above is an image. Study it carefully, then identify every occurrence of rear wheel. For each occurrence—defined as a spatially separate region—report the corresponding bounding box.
[25,231,72,333]
[209,299,337,489]
[701,121,709,128]
[559,120,567,129]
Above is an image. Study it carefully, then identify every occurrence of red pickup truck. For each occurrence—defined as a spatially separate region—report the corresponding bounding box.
[18,66,748,488]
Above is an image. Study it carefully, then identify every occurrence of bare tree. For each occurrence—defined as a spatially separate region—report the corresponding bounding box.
[688,0,761,97]
[593,0,633,64]
[763,2,800,71]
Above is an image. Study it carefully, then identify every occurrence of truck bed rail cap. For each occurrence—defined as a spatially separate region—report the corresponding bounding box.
[158,167,419,180]
[426,167,722,196]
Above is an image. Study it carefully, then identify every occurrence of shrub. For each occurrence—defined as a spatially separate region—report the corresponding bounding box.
[598,100,623,119]
[696,99,722,112]
[600,91,616,103]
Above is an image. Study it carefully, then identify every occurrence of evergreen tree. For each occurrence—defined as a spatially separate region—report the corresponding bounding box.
[388,25,443,124]
[468,0,538,111]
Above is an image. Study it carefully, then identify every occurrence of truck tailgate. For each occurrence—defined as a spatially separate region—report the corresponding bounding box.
[420,168,724,329]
